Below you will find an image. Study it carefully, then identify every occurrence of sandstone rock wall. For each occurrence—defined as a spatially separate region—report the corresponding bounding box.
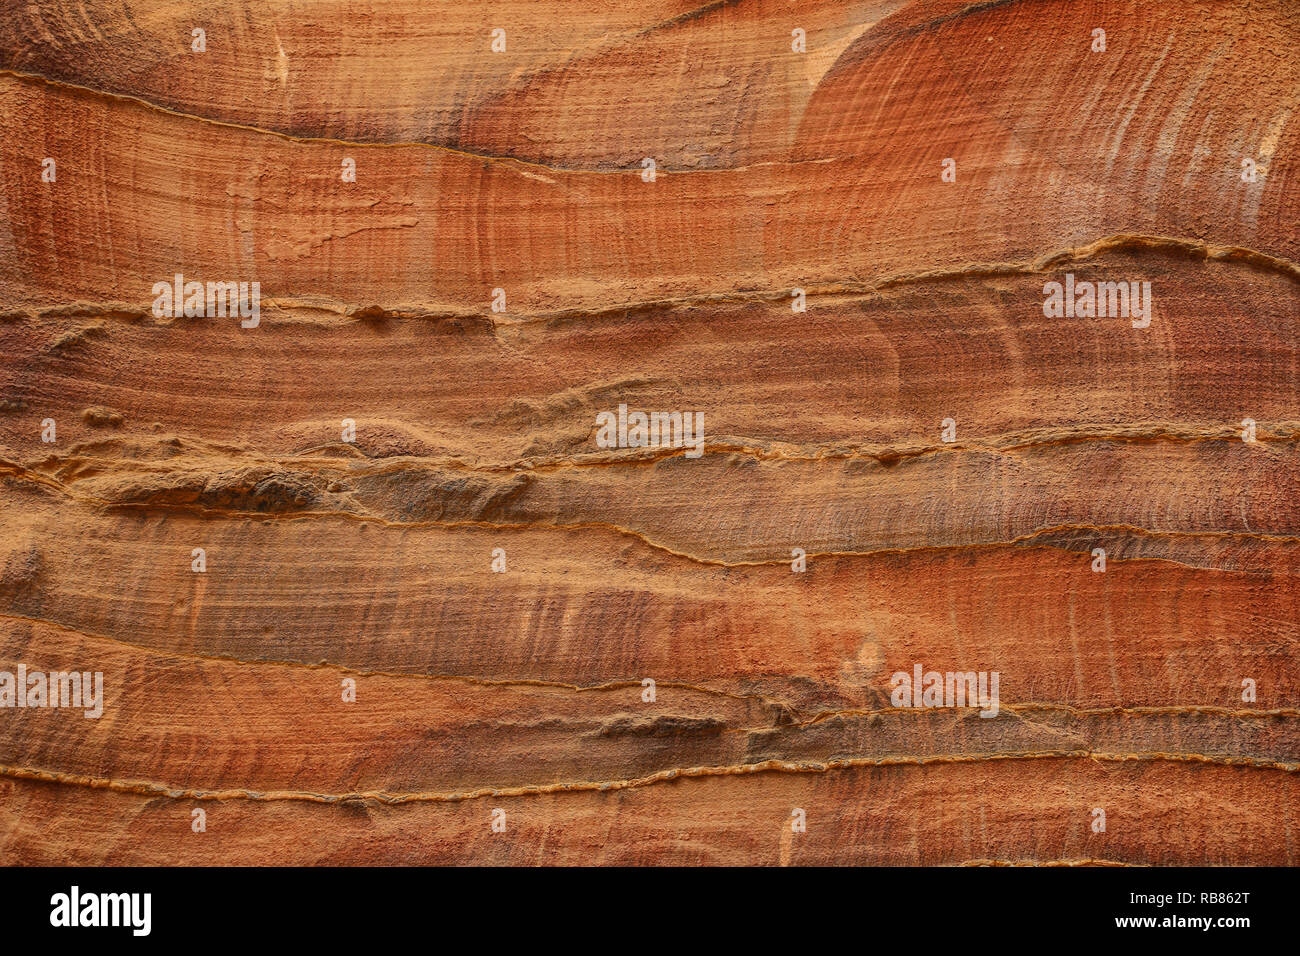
[0,0,1296,864]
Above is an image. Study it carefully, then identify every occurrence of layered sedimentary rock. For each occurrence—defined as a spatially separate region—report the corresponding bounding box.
[0,0,1297,865]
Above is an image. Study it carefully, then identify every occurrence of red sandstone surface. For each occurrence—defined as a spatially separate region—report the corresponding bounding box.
[0,0,1297,865]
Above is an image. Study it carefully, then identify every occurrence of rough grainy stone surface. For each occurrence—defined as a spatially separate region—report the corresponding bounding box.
[0,0,1297,865]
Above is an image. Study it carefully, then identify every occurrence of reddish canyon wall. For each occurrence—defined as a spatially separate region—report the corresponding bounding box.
[0,0,1297,865]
